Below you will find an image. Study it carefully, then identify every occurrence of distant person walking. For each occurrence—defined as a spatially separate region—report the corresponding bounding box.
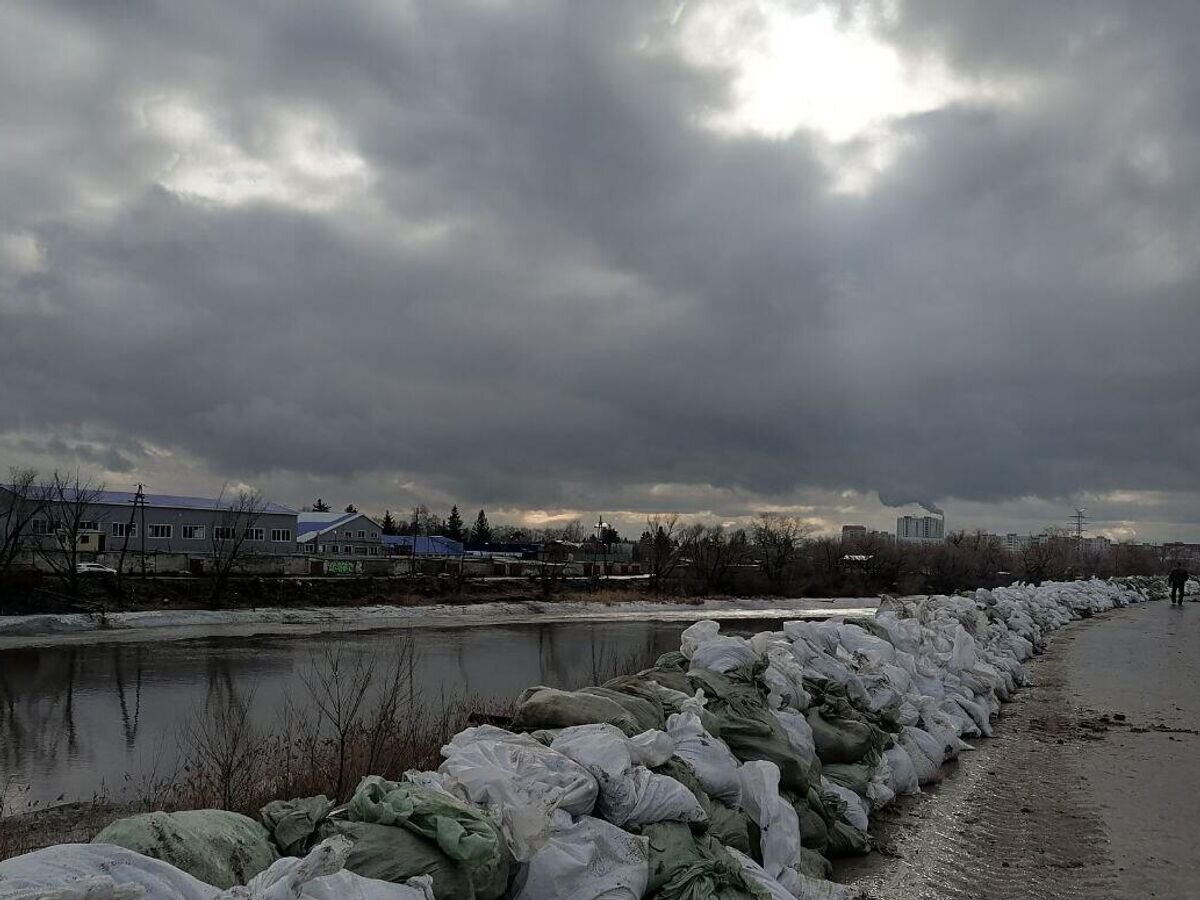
[1169,564,1190,606]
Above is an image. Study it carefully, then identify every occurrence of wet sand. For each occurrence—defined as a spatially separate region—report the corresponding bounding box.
[840,600,1198,899]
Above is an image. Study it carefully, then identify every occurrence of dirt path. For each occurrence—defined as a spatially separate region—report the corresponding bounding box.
[837,604,1196,899]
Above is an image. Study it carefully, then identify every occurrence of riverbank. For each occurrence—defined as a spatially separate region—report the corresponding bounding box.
[0,594,877,648]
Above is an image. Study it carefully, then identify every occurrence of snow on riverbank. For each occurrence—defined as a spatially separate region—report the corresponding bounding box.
[0,596,879,648]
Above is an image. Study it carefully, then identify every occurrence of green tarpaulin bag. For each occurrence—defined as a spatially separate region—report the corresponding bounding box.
[320,819,478,900]
[260,795,335,856]
[348,776,511,900]
[642,822,767,900]
[92,809,278,888]
[688,668,810,794]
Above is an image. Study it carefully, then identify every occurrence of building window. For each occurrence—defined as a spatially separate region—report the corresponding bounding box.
[78,534,91,546]
[213,526,235,541]
[182,525,205,540]
[111,522,138,539]
[343,545,353,555]
[357,530,366,539]
[271,528,292,542]
[31,519,52,536]
[369,546,379,556]
[80,520,99,532]
[355,546,368,555]
[305,543,316,553]
[244,527,265,542]
[318,544,326,554]
[148,524,172,539]
[370,532,378,539]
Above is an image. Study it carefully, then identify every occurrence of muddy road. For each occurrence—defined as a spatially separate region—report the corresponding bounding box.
[841,601,1198,900]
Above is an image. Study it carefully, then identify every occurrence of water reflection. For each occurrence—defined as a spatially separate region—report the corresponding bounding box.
[1,619,686,811]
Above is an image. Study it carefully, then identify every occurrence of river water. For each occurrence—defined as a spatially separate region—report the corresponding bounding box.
[0,602,872,812]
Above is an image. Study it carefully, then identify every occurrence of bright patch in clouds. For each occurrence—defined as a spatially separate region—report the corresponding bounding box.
[674,1,1005,191]
[140,96,372,211]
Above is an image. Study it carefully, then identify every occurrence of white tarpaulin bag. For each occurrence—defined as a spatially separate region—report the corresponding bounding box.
[512,813,648,900]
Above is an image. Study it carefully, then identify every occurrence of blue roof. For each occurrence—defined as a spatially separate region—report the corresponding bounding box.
[30,487,295,515]
[382,535,464,556]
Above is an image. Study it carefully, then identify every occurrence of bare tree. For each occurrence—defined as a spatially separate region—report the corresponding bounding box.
[752,513,815,595]
[36,470,105,596]
[0,467,46,584]
[678,524,750,594]
[643,513,682,593]
[208,487,268,605]
[182,683,265,810]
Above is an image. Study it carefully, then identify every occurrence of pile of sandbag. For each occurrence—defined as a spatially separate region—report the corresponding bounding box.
[0,578,1152,900]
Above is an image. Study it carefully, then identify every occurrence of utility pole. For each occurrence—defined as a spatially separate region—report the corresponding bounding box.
[136,483,146,578]
[1070,506,1088,561]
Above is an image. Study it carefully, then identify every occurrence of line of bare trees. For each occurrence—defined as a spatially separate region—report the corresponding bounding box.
[638,513,1164,597]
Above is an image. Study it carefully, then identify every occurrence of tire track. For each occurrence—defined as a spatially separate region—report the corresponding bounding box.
[839,642,1121,899]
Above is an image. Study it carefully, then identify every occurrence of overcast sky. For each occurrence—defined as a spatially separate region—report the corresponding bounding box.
[2,0,1199,541]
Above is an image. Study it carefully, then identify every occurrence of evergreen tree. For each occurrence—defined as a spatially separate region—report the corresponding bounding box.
[381,510,398,536]
[313,498,331,512]
[344,503,358,513]
[446,505,465,541]
[470,509,493,544]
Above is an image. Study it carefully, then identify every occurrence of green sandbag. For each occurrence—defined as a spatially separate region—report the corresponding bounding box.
[806,709,876,764]
[654,759,756,856]
[511,685,641,734]
[93,809,278,888]
[260,795,335,856]
[688,668,810,794]
[580,684,664,732]
[642,822,765,900]
[321,820,477,899]
[826,820,872,858]
[639,666,696,698]
[798,848,832,880]
[792,797,829,855]
[348,776,511,900]
[820,763,871,797]
[600,675,669,728]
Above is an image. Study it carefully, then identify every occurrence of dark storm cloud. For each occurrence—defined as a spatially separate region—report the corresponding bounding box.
[1,0,1198,524]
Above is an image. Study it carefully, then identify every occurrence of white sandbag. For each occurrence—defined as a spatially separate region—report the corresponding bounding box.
[895,732,940,786]
[551,725,705,828]
[680,620,721,659]
[901,726,947,768]
[737,761,802,886]
[240,837,434,900]
[820,778,870,832]
[0,844,217,900]
[626,730,676,769]
[690,636,757,674]
[763,648,812,711]
[772,708,819,771]
[440,725,598,860]
[665,711,743,807]
[511,813,648,900]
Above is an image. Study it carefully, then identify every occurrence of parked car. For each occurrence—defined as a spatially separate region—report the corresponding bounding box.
[76,562,117,575]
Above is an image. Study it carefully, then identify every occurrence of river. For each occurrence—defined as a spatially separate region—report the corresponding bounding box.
[0,600,873,813]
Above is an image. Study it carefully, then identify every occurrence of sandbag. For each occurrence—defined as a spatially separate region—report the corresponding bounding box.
[653,759,755,856]
[438,725,598,860]
[820,778,870,832]
[728,847,863,900]
[737,762,803,889]
[261,796,336,857]
[242,837,435,900]
[0,844,218,900]
[512,813,648,900]
[318,820,476,900]
[91,810,278,889]
[512,686,642,734]
[665,711,742,807]
[347,776,511,900]
[819,764,871,798]
[882,746,921,796]
[805,710,874,765]
[641,822,760,900]
[688,668,811,794]
[551,724,705,828]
